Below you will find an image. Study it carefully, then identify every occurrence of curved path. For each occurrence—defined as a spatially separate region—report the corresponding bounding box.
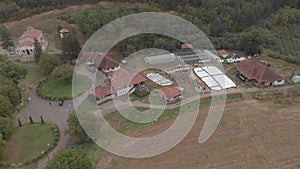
[14,88,75,169]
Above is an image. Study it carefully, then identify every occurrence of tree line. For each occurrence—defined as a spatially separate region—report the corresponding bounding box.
[0,57,27,157]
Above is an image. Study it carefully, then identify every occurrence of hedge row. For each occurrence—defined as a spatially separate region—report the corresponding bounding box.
[36,78,72,101]
[0,124,60,168]
[134,90,150,98]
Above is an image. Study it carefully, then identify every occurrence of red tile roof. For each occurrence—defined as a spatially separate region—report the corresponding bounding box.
[111,72,146,90]
[93,84,114,98]
[107,68,130,79]
[59,28,69,33]
[236,60,284,84]
[159,87,181,100]
[99,56,119,70]
[218,50,229,55]
[181,44,193,49]
[17,41,44,48]
[19,26,42,40]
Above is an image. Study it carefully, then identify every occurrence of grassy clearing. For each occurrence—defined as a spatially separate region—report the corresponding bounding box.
[40,74,91,98]
[289,85,300,94]
[2,124,55,163]
[15,61,46,81]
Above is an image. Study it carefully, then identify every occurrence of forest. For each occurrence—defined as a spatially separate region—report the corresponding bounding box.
[0,57,27,158]
[0,0,299,63]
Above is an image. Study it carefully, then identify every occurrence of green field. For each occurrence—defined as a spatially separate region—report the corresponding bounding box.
[2,124,55,163]
[40,74,91,98]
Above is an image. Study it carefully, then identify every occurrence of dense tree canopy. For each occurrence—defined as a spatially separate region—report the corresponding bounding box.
[65,113,89,142]
[0,134,6,158]
[61,32,81,59]
[0,75,21,107]
[45,149,92,169]
[0,62,27,85]
[39,54,62,75]
[0,95,13,118]
[51,64,74,84]
[0,117,13,140]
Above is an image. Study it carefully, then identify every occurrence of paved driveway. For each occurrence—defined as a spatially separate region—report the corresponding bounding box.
[14,88,75,169]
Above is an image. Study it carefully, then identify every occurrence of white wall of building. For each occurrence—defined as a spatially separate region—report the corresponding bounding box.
[273,80,285,86]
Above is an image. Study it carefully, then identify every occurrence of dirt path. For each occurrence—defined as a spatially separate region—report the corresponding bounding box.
[99,84,298,115]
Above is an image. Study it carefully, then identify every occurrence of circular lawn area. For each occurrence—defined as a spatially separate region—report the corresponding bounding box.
[40,74,91,99]
[2,124,55,163]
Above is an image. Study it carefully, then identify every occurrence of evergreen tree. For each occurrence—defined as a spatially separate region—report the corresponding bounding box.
[61,32,81,59]
[29,116,34,124]
[18,118,22,127]
[34,38,42,63]
[40,116,44,124]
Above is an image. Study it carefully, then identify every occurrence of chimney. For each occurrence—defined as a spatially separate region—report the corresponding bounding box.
[27,26,33,32]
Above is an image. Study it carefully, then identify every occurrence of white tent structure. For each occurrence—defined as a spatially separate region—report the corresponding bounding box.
[194,66,236,91]
[146,73,173,86]
[292,75,300,83]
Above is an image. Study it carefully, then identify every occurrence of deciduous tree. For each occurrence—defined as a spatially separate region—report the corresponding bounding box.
[45,149,92,169]
[50,64,74,84]
[39,54,61,75]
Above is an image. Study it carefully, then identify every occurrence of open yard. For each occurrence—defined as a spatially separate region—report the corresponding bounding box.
[40,74,91,98]
[2,124,55,163]
[97,98,300,169]
[15,61,45,81]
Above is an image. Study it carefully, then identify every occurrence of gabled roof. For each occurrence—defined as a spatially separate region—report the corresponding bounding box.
[111,70,146,90]
[17,41,44,48]
[93,84,114,98]
[19,26,42,40]
[181,44,193,49]
[236,60,285,83]
[218,50,229,55]
[59,28,69,33]
[99,56,119,70]
[159,87,181,100]
[81,51,122,70]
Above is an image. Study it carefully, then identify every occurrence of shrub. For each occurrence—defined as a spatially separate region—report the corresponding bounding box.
[18,118,22,127]
[29,116,34,124]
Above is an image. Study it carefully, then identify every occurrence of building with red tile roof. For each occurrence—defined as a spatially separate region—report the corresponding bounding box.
[158,87,182,102]
[99,56,120,73]
[93,84,114,99]
[94,69,146,100]
[218,50,229,58]
[236,60,285,86]
[181,44,193,49]
[59,28,69,38]
[16,26,48,60]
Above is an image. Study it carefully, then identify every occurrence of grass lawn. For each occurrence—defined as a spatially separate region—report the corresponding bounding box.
[15,61,45,81]
[40,74,91,98]
[289,85,300,94]
[2,124,55,163]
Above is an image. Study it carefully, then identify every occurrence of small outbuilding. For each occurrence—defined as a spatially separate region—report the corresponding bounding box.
[218,50,229,58]
[158,87,182,102]
[59,28,69,38]
[292,75,300,83]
